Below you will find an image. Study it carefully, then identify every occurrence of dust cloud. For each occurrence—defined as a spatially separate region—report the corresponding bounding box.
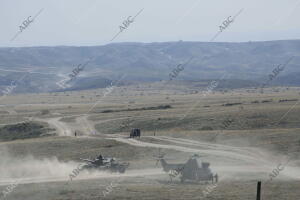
[0,148,79,185]
[0,147,163,186]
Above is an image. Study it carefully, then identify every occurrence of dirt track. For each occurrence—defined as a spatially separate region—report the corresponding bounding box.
[2,115,295,187]
[0,91,300,200]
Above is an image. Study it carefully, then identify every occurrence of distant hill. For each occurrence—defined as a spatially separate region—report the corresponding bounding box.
[273,72,300,86]
[0,40,299,93]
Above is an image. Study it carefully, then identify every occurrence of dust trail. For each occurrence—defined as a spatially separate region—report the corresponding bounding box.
[76,114,97,134]
[0,167,164,186]
[34,117,73,136]
[112,137,270,165]
[0,148,77,185]
[0,148,164,186]
[149,136,273,165]
[111,137,300,181]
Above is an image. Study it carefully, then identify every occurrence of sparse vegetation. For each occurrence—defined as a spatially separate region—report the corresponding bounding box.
[0,122,53,141]
[222,102,242,106]
[261,99,273,103]
[98,105,172,113]
[279,99,298,103]
[0,76,300,200]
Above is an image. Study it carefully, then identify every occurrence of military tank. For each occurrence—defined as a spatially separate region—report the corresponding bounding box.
[80,154,129,173]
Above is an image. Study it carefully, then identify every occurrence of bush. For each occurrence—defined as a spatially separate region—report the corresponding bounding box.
[261,99,273,103]
[279,99,298,103]
[222,103,242,106]
[0,122,48,141]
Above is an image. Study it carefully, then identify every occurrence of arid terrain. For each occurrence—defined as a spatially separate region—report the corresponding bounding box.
[0,83,299,200]
[2,0,300,199]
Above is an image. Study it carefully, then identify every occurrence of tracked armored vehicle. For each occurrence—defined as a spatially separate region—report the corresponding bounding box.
[80,154,129,173]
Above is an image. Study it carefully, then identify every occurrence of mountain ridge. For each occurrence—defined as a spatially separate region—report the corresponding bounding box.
[0,40,299,93]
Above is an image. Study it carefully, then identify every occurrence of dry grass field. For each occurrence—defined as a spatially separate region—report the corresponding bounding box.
[0,83,299,200]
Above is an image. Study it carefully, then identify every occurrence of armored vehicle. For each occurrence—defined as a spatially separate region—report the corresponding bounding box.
[130,128,141,138]
[80,154,129,173]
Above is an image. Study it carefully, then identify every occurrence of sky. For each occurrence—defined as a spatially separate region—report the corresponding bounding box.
[1,0,300,47]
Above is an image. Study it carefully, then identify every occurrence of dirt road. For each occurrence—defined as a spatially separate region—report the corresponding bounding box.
[7,115,297,187]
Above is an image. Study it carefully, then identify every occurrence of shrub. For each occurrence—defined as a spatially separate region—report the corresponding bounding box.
[222,103,242,106]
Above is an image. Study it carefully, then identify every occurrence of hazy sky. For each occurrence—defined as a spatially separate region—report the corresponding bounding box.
[1,0,300,47]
